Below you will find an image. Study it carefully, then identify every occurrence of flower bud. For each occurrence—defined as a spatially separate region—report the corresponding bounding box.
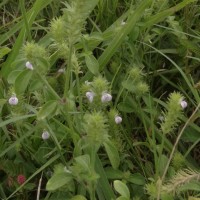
[9,95,18,105]
[25,61,33,70]
[180,100,187,109]
[115,116,122,124]
[121,21,126,26]
[17,174,26,185]
[86,91,95,103]
[58,68,65,73]
[42,131,50,140]
[101,93,112,103]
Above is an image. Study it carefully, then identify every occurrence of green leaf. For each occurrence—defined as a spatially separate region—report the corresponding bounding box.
[158,155,168,176]
[122,80,135,92]
[116,197,129,200]
[70,195,87,200]
[98,0,152,71]
[179,181,200,192]
[105,167,123,179]
[14,70,33,95]
[0,46,11,59]
[117,101,135,113]
[85,54,99,75]
[103,140,120,169]
[37,100,58,120]
[114,180,130,199]
[46,172,72,191]
[188,197,200,200]
[74,155,90,171]
[0,99,7,107]
[127,173,145,185]
[7,70,22,84]
[95,155,116,200]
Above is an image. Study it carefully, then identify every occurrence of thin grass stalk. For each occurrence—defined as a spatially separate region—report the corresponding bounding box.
[64,45,73,98]
[19,0,32,42]
[156,103,200,200]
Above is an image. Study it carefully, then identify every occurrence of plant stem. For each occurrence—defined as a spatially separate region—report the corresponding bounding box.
[156,103,200,200]
[36,71,60,100]
[64,45,73,98]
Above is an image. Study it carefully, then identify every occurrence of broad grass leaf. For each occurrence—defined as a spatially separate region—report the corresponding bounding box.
[116,197,129,200]
[105,167,123,179]
[46,172,72,191]
[122,80,135,92]
[114,180,130,199]
[117,102,135,113]
[74,155,90,171]
[85,54,99,75]
[7,70,22,84]
[103,140,120,169]
[179,181,200,192]
[15,70,33,95]
[127,173,145,185]
[37,100,58,120]
[0,46,11,59]
[70,195,87,200]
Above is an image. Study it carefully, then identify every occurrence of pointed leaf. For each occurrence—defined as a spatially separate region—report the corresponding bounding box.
[37,100,58,120]
[114,180,130,199]
[127,173,145,185]
[0,46,11,59]
[103,140,120,169]
[15,70,33,95]
[7,70,22,84]
[85,54,99,75]
[70,195,87,200]
[46,172,72,191]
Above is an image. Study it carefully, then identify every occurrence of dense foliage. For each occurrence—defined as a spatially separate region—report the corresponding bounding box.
[0,0,200,199]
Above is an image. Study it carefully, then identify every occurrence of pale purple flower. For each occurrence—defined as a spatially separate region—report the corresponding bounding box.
[9,95,18,105]
[42,131,50,140]
[86,91,95,103]
[58,68,65,73]
[115,116,122,124]
[25,61,33,70]
[101,92,112,103]
[180,100,187,109]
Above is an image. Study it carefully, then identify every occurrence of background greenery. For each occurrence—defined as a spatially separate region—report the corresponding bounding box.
[0,0,200,199]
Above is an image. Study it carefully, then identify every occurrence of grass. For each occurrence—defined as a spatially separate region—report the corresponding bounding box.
[0,0,200,200]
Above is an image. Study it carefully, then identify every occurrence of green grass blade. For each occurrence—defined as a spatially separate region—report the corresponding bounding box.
[0,114,36,128]
[95,155,116,200]
[98,0,152,71]
[143,0,197,28]
[6,154,60,200]
[1,0,54,78]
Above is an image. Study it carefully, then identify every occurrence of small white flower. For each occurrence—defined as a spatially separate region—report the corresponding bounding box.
[42,131,50,140]
[158,115,164,122]
[85,81,92,85]
[121,21,126,26]
[86,91,95,103]
[115,116,122,124]
[25,61,33,70]
[64,166,72,174]
[180,100,187,109]
[101,92,112,103]
[9,95,18,105]
[58,68,65,73]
